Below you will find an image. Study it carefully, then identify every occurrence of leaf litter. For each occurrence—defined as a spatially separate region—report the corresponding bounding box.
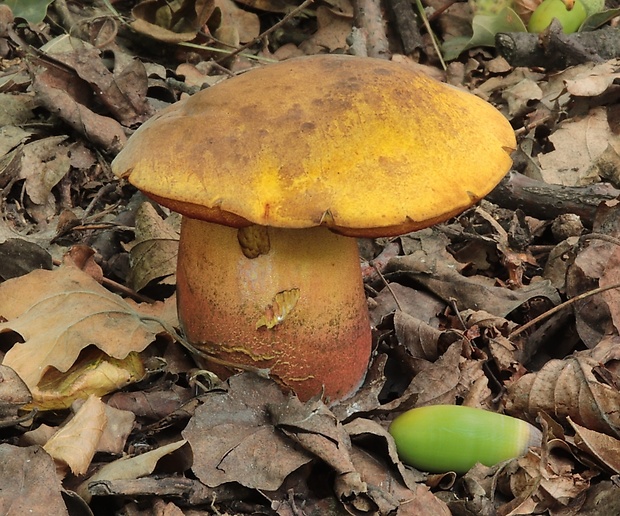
[1,0,620,514]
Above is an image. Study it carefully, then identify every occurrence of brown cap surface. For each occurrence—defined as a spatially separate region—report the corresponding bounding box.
[112,55,516,238]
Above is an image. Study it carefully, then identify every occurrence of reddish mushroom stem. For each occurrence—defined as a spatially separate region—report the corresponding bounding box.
[176,218,372,402]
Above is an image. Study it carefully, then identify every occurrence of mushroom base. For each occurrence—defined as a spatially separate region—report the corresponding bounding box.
[176,218,372,402]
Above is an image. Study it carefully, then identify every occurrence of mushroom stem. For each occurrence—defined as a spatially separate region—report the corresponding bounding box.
[176,218,372,402]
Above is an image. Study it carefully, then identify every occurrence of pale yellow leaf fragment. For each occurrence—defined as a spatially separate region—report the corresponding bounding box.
[256,288,300,329]
[30,350,145,411]
[44,395,107,475]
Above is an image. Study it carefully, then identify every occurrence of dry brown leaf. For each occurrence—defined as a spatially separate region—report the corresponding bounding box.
[345,417,427,490]
[41,36,153,126]
[131,0,215,43]
[394,310,443,361]
[182,373,312,490]
[213,0,260,44]
[387,250,560,318]
[0,364,31,421]
[497,436,591,515]
[600,246,620,335]
[569,418,620,474]
[127,202,179,291]
[0,266,162,390]
[62,244,104,283]
[563,61,620,97]
[505,354,620,438]
[43,395,107,475]
[19,136,69,206]
[298,6,352,54]
[270,395,358,480]
[78,440,187,503]
[369,282,444,330]
[567,203,620,347]
[276,408,369,506]
[538,107,619,187]
[0,444,69,515]
[406,341,474,408]
[31,66,126,154]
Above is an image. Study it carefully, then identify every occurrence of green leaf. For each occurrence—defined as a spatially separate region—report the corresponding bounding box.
[579,8,620,31]
[442,6,527,61]
[1,0,54,24]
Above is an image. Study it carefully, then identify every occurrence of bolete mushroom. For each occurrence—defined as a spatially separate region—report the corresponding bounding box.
[112,55,515,402]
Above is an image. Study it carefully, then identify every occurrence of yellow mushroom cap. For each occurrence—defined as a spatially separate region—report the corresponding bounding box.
[112,55,515,238]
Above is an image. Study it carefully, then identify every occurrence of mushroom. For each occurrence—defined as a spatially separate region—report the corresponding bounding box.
[112,55,516,402]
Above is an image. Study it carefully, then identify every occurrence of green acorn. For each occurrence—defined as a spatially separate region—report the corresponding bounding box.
[527,0,588,33]
[389,405,542,474]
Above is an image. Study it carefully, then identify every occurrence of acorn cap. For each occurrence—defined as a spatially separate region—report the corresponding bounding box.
[112,55,515,238]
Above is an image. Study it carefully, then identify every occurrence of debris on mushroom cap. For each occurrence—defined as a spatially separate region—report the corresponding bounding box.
[112,54,516,238]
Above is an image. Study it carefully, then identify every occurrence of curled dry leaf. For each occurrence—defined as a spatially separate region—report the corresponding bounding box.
[505,353,620,438]
[567,203,620,347]
[78,440,187,503]
[497,417,594,516]
[568,418,620,474]
[392,341,480,411]
[29,348,145,410]
[43,395,107,476]
[131,0,215,43]
[0,266,162,395]
[270,395,358,476]
[394,310,443,361]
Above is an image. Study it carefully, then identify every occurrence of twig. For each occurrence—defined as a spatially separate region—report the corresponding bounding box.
[354,0,391,58]
[509,281,620,339]
[414,0,446,69]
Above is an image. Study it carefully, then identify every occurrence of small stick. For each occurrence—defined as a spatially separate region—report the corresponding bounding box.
[509,281,620,339]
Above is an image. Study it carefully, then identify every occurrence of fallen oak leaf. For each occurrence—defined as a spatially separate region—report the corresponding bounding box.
[0,266,162,391]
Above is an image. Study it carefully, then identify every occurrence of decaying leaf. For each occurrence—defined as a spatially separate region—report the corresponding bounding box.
[78,440,187,502]
[0,444,69,515]
[569,418,620,474]
[31,65,127,154]
[538,107,619,187]
[131,0,215,43]
[386,236,561,318]
[126,202,180,291]
[182,373,312,490]
[506,353,620,438]
[0,266,163,396]
[0,364,32,421]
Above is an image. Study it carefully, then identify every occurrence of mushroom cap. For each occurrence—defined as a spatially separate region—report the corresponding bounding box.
[112,55,515,238]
